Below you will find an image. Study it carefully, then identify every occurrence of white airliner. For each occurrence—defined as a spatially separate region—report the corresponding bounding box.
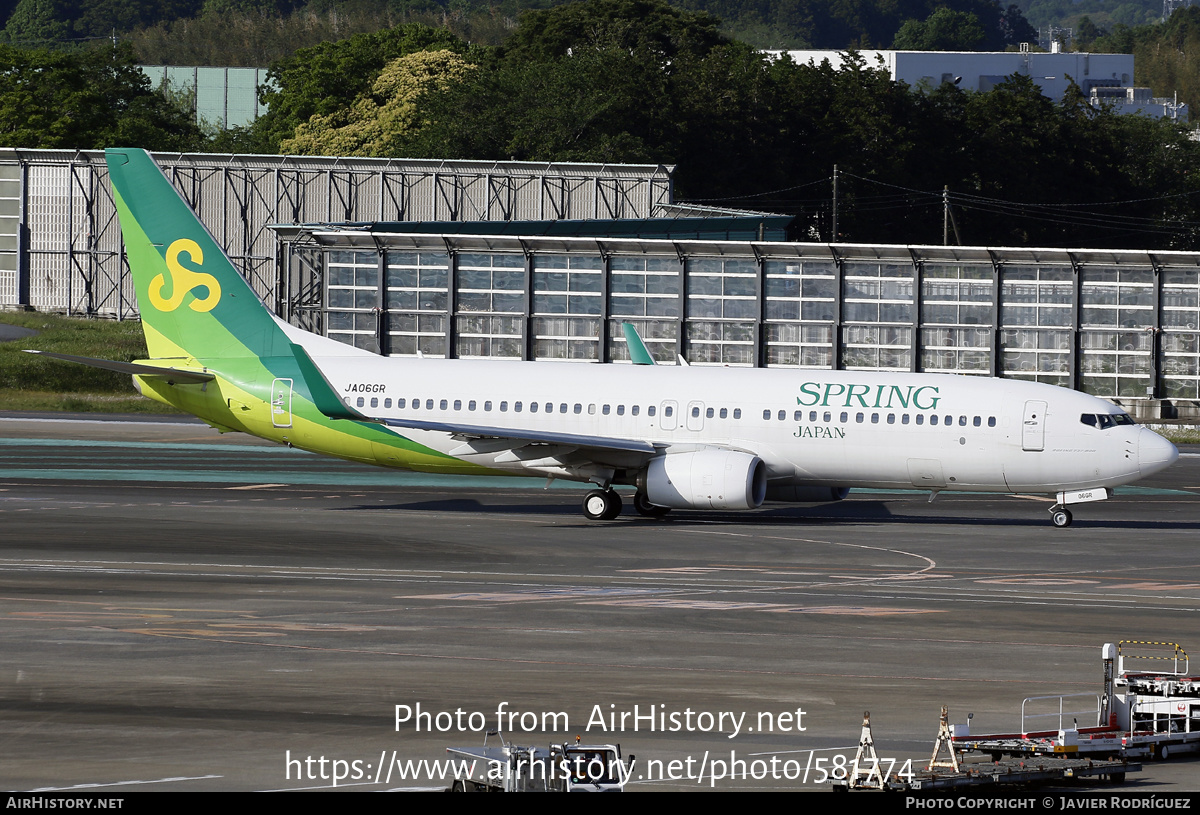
[35,150,1180,527]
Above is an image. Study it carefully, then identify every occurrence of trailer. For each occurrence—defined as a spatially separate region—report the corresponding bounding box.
[954,641,1200,761]
[833,708,1137,792]
[446,732,633,792]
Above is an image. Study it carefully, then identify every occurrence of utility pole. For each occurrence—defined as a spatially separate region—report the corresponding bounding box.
[943,186,962,245]
[943,186,949,245]
[832,165,838,242]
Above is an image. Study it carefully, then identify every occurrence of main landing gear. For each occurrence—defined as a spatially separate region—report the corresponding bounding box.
[633,491,670,518]
[582,489,622,520]
[1050,505,1073,528]
[581,489,672,520]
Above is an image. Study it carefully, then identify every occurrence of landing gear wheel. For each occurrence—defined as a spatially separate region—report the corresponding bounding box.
[633,491,671,518]
[1051,507,1073,528]
[583,489,622,520]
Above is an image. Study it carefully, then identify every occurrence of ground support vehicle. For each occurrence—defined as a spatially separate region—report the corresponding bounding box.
[954,641,1200,761]
[446,733,632,792]
[833,708,1137,792]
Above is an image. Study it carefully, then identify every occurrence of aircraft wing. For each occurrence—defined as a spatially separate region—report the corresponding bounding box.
[379,417,658,456]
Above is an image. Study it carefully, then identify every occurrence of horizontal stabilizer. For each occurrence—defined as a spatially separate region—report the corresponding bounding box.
[23,350,215,383]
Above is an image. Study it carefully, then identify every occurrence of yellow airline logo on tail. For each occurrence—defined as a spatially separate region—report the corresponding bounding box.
[149,239,221,312]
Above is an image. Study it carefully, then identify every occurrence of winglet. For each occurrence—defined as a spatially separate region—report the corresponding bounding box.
[621,322,656,365]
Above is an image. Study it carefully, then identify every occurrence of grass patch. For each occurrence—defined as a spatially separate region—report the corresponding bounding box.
[0,311,180,414]
[0,389,179,413]
[1156,427,1200,445]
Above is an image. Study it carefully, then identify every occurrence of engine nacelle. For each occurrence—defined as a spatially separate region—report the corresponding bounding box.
[764,485,850,503]
[642,450,767,510]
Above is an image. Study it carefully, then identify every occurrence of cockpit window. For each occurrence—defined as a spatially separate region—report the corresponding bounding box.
[1081,412,1136,429]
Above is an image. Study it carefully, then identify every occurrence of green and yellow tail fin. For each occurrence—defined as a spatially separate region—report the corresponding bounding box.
[105,148,291,362]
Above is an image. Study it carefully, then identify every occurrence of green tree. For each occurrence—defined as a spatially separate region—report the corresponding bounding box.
[2,0,202,44]
[251,22,467,152]
[0,43,205,150]
[892,8,987,50]
[504,0,729,61]
[1074,15,1103,47]
[280,49,475,156]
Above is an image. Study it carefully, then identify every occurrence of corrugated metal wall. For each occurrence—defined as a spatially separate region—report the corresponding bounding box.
[0,149,675,318]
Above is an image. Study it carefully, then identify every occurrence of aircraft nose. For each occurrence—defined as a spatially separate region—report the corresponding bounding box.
[1138,429,1179,477]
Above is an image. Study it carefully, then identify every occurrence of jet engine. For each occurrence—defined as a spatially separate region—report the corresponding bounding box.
[640,450,767,510]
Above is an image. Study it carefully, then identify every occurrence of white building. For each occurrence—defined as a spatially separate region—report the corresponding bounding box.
[771,49,1186,119]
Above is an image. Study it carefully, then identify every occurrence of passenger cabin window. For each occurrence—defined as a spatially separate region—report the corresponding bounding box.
[732,408,740,419]
[763,409,771,420]
[649,406,656,417]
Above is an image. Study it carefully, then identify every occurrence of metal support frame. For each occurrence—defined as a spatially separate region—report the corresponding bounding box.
[0,149,672,320]
[829,246,844,371]
[987,250,1002,379]
[908,248,922,373]
[1068,251,1083,393]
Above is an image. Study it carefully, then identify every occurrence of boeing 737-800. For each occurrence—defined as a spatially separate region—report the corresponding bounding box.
[31,149,1179,527]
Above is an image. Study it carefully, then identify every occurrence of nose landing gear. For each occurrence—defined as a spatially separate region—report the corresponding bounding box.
[1050,506,1073,528]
